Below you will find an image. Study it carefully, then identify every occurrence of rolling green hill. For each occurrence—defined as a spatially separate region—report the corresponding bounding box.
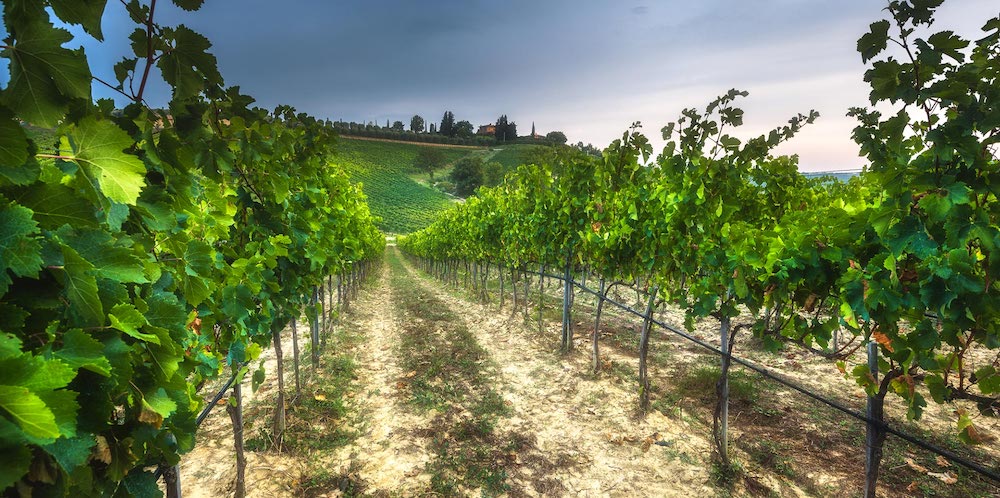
[332,138,481,234]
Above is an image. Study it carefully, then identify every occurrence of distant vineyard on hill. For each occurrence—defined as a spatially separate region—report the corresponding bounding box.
[334,138,478,233]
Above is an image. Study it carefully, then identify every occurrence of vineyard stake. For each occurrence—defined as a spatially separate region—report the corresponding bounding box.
[864,342,880,498]
[719,314,731,462]
[562,263,572,351]
[164,433,182,498]
[592,277,607,373]
[291,316,300,399]
[310,287,320,368]
[637,286,659,410]
[272,321,286,449]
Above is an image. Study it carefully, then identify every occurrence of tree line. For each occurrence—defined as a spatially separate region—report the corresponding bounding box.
[328,110,569,147]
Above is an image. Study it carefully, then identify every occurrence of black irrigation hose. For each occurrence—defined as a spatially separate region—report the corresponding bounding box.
[497,262,1000,483]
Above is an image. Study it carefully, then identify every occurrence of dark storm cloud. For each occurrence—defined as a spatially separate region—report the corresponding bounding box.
[4,0,998,170]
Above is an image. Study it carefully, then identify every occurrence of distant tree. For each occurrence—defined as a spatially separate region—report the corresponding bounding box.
[450,156,485,196]
[391,120,405,132]
[440,111,456,137]
[573,141,601,157]
[546,131,567,145]
[455,120,474,138]
[430,123,437,134]
[410,115,425,133]
[414,148,446,181]
[494,115,517,143]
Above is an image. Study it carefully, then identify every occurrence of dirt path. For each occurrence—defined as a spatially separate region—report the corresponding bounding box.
[396,254,717,496]
[325,266,436,494]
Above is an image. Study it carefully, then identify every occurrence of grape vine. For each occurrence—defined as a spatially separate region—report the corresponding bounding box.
[400,0,999,490]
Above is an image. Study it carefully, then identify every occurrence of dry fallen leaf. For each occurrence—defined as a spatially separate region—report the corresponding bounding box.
[935,455,951,468]
[404,370,417,379]
[927,471,957,484]
[314,394,327,401]
[904,457,928,473]
[906,482,919,493]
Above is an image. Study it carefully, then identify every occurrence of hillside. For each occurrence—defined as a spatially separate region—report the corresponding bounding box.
[332,137,481,233]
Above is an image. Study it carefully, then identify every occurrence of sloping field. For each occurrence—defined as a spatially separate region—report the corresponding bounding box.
[332,138,480,233]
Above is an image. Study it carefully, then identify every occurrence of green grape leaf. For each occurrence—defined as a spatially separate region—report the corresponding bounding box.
[2,19,92,127]
[144,291,187,342]
[0,385,59,439]
[144,388,176,417]
[49,0,109,41]
[108,303,158,344]
[858,20,891,63]
[927,30,968,62]
[0,107,30,168]
[0,333,23,359]
[157,25,222,100]
[123,470,163,498]
[0,444,31,491]
[925,374,948,403]
[53,329,112,377]
[57,246,103,326]
[15,184,99,229]
[184,239,213,276]
[171,0,205,11]
[975,366,999,395]
[181,275,213,307]
[45,434,95,473]
[60,228,147,283]
[63,117,146,205]
[113,57,137,86]
[35,389,78,437]
[20,358,75,392]
[0,202,43,293]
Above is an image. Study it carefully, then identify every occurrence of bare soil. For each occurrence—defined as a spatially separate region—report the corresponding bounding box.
[174,252,999,497]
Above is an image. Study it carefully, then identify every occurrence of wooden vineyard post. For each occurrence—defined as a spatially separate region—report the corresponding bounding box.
[592,278,606,373]
[310,287,320,368]
[718,314,731,462]
[864,341,882,498]
[272,322,286,449]
[537,264,545,332]
[319,284,326,348]
[561,263,573,351]
[637,286,659,410]
[163,434,182,498]
[326,273,340,325]
[499,264,505,308]
[226,371,247,498]
[291,316,300,399]
[523,267,530,318]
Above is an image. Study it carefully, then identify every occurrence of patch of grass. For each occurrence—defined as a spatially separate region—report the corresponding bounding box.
[673,364,763,407]
[746,440,796,478]
[709,459,744,494]
[280,326,361,454]
[295,466,368,498]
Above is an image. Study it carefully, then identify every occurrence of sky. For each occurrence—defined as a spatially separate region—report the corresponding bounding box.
[4,0,999,171]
